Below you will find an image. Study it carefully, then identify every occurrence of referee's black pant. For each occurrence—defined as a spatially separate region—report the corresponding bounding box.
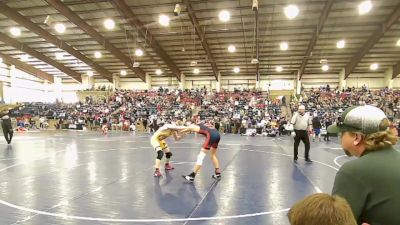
[293,129,310,160]
[2,124,13,144]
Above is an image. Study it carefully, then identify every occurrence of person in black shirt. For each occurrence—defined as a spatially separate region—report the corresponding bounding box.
[1,111,13,144]
[88,116,94,130]
[324,118,332,142]
[279,118,287,136]
[142,118,148,132]
[214,120,220,131]
[312,116,322,142]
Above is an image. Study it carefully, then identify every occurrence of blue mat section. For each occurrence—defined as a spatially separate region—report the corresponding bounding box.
[0,131,353,225]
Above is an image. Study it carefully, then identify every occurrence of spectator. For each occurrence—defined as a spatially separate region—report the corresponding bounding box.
[130,123,136,135]
[142,118,148,131]
[214,119,220,131]
[1,110,14,144]
[328,105,400,225]
[323,117,332,142]
[312,114,322,142]
[288,193,357,225]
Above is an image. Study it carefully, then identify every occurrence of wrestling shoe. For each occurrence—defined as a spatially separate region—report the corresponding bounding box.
[154,169,162,177]
[182,175,195,182]
[212,173,221,180]
[165,163,174,170]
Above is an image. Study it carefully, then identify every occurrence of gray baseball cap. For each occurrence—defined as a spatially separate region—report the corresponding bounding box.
[327,105,389,134]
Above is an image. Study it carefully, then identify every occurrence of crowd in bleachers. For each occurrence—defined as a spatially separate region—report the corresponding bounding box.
[10,87,203,132]
[117,87,281,135]
[9,85,400,136]
[290,85,400,138]
[9,87,289,135]
[197,89,288,136]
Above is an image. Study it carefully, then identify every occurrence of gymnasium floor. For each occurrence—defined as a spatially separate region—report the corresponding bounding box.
[0,130,355,225]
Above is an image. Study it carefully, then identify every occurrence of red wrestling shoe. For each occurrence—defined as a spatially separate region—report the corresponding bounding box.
[154,169,162,177]
[165,163,174,170]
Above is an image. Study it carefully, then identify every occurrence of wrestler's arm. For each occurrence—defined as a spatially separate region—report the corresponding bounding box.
[179,125,199,134]
[172,130,184,141]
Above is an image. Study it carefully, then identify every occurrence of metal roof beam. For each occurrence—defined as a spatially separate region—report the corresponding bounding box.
[45,0,146,81]
[0,2,113,82]
[344,3,400,79]
[112,0,181,81]
[299,0,334,80]
[0,52,54,83]
[0,32,81,82]
[183,0,219,81]
[393,62,400,79]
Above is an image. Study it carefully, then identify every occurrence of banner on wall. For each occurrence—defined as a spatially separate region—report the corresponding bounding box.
[263,80,293,90]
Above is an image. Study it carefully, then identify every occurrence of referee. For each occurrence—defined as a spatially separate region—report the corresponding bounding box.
[291,105,312,163]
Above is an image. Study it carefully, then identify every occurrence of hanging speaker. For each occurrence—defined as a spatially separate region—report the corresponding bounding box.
[252,0,259,11]
[44,15,53,25]
[174,4,181,16]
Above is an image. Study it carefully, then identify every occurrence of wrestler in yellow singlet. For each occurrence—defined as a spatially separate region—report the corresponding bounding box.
[150,121,185,177]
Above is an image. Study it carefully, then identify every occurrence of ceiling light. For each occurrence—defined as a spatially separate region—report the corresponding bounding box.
[193,68,200,74]
[20,54,29,61]
[233,67,240,73]
[397,39,400,46]
[337,40,345,49]
[320,59,328,64]
[284,5,299,19]
[228,45,236,53]
[322,64,329,71]
[94,51,102,58]
[120,70,127,76]
[276,66,283,72]
[55,52,64,60]
[159,15,170,26]
[155,69,163,75]
[251,58,259,64]
[280,42,289,51]
[190,61,197,66]
[370,63,379,71]
[9,27,21,37]
[135,49,143,57]
[54,23,66,34]
[358,1,372,15]
[133,62,140,67]
[87,71,94,77]
[104,19,115,30]
[219,10,230,22]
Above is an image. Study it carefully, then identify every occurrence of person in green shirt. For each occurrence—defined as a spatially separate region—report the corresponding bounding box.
[328,105,400,225]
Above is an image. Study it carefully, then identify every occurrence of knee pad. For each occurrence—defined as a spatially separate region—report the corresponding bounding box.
[196,151,207,166]
[156,150,164,160]
[165,152,172,159]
